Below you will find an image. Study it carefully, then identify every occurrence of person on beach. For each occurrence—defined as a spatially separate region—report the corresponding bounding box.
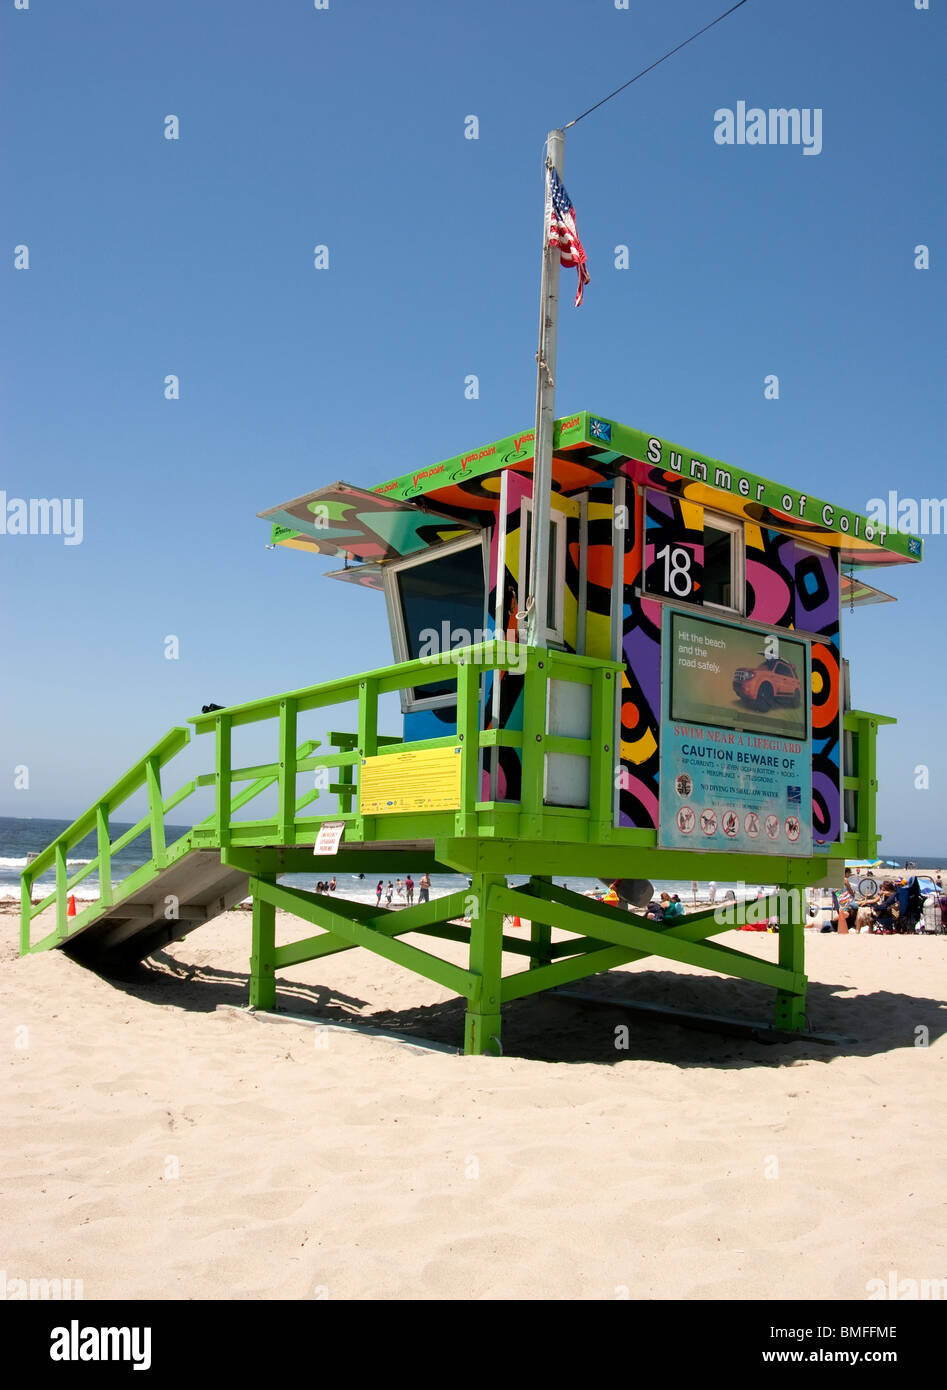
[870,881,900,933]
[646,893,670,921]
[385,881,393,906]
[835,875,856,934]
[376,880,383,906]
[328,877,336,893]
[418,872,431,904]
[854,881,886,930]
[602,882,621,907]
[405,874,415,905]
[664,894,685,920]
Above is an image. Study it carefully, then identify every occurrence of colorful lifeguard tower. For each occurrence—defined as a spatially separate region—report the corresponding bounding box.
[20,412,921,1053]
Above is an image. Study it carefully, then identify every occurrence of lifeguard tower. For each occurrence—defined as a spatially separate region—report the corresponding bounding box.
[20,411,921,1053]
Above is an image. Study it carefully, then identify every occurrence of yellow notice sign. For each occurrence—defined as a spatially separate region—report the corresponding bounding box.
[360,745,463,815]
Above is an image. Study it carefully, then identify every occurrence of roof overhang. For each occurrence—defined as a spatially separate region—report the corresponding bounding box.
[259,482,480,563]
[262,413,923,572]
[840,574,897,607]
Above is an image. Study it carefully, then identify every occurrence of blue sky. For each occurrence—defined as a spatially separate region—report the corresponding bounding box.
[1,0,944,853]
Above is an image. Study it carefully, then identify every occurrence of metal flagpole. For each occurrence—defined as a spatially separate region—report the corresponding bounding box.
[526,127,565,648]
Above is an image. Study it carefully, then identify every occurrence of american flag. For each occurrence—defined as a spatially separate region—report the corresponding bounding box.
[548,167,590,307]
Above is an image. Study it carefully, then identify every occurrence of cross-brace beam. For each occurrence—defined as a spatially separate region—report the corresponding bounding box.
[248,877,478,1001]
[243,871,808,1054]
[491,881,805,999]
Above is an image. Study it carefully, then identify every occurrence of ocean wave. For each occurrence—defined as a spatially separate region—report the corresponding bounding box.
[1,885,101,902]
[0,855,95,870]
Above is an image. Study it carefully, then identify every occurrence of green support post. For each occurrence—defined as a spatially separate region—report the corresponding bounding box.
[353,678,378,839]
[774,882,807,1031]
[528,876,553,970]
[249,877,277,1010]
[455,660,480,837]
[518,653,548,839]
[54,842,67,942]
[464,872,506,1056]
[216,714,232,850]
[96,804,112,908]
[145,757,166,869]
[588,667,615,834]
[277,698,298,845]
[20,873,32,955]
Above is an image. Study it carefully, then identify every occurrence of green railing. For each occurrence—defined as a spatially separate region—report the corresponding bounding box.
[20,645,620,953]
[20,728,196,954]
[842,708,896,862]
[20,648,894,957]
[187,643,621,848]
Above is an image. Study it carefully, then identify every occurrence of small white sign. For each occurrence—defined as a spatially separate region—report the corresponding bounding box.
[314,821,345,855]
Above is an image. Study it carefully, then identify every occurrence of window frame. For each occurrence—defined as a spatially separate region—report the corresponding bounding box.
[382,530,490,714]
[701,510,746,616]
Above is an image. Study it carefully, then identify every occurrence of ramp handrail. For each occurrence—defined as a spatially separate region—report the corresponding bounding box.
[19,732,327,955]
[20,727,194,953]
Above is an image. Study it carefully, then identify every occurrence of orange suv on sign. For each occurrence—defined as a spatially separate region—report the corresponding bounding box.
[732,657,802,711]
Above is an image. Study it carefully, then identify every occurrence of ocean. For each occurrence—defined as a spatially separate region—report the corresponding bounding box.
[0,815,796,912]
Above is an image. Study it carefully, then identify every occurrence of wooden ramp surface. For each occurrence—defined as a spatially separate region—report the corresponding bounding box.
[52,850,249,969]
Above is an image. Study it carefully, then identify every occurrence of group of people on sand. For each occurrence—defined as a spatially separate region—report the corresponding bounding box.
[375,873,431,908]
[645,891,685,921]
[822,868,925,934]
[595,884,685,920]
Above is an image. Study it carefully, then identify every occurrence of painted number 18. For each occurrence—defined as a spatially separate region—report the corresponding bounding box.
[655,544,693,596]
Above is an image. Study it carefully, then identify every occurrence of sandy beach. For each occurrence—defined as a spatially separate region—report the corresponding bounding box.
[2,902,944,1301]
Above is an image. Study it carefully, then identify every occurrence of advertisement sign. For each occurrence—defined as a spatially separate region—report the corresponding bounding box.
[659,610,812,856]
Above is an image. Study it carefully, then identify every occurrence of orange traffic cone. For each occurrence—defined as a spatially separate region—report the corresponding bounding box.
[511,915,522,928]
[67,894,77,917]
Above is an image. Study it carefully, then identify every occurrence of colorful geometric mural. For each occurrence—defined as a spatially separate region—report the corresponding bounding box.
[643,490,705,606]
[745,526,796,628]
[583,481,615,659]
[797,547,842,844]
[618,488,662,830]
